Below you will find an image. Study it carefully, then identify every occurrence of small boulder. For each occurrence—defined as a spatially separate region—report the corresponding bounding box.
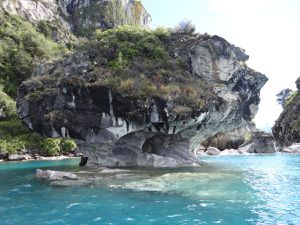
[238,132,276,154]
[205,147,220,155]
[252,132,276,153]
[79,156,88,166]
[7,154,27,161]
[220,149,242,155]
[36,169,78,181]
[282,143,300,153]
[238,143,256,153]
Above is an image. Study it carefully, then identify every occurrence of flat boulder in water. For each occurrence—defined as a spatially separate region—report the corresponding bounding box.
[36,169,78,181]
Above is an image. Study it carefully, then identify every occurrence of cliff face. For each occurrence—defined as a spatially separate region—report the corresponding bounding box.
[2,0,151,40]
[17,26,267,167]
[273,77,300,146]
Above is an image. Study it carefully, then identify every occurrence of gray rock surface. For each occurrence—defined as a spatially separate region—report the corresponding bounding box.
[238,143,256,153]
[205,147,221,155]
[238,132,276,153]
[219,149,243,155]
[282,143,300,153]
[36,169,78,181]
[6,154,32,161]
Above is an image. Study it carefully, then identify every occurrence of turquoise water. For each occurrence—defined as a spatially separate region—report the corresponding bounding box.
[0,154,300,225]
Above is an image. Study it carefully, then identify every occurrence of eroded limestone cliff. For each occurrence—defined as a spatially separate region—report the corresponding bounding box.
[17,26,267,167]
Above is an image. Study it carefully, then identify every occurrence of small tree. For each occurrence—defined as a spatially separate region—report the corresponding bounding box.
[276,88,292,108]
[174,20,196,34]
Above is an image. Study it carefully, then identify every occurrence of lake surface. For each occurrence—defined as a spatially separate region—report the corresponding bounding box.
[0,154,300,225]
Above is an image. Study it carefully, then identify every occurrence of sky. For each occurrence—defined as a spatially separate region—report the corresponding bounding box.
[142,0,300,131]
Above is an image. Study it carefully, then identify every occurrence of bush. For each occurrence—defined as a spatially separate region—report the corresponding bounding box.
[41,138,61,156]
[119,79,134,93]
[0,89,16,118]
[41,138,77,156]
[0,139,25,154]
[285,91,299,107]
[154,27,171,39]
[61,138,77,154]
[95,25,168,62]
[0,118,78,156]
[174,20,196,34]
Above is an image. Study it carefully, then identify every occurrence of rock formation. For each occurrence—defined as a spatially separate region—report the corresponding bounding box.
[17,26,268,167]
[273,77,300,146]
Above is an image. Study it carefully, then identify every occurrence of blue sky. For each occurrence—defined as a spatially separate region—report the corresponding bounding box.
[143,0,300,130]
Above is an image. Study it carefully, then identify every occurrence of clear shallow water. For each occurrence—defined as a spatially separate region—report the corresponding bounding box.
[0,154,300,225]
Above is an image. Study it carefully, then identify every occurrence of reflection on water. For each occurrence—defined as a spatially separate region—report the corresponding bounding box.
[0,154,300,225]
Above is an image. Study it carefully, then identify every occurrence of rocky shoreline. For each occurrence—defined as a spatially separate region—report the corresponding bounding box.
[0,153,80,162]
[197,143,300,156]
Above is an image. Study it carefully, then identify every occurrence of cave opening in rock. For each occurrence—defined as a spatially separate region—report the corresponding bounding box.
[142,137,160,155]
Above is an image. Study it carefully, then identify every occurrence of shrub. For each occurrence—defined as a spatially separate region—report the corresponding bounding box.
[0,139,22,154]
[95,25,168,62]
[174,20,196,34]
[154,27,171,39]
[60,138,77,154]
[119,79,134,93]
[0,89,16,118]
[0,118,78,156]
[138,79,157,96]
[285,91,299,107]
[41,138,61,156]
[41,138,77,156]
[244,131,253,142]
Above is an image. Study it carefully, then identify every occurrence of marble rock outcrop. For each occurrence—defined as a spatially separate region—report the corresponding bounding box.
[17,33,267,167]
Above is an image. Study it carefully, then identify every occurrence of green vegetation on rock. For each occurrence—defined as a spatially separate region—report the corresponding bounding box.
[86,25,215,110]
[95,25,169,61]
[0,88,16,119]
[41,138,77,156]
[0,118,77,156]
[272,77,300,145]
[0,9,69,97]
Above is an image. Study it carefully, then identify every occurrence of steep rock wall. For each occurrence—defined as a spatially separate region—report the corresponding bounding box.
[1,0,151,39]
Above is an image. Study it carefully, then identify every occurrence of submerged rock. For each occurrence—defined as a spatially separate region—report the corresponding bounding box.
[36,169,78,181]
